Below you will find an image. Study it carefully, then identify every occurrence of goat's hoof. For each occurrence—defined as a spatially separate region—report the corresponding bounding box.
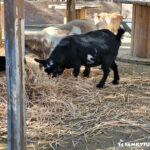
[83,70,90,77]
[112,80,119,85]
[83,72,89,77]
[96,84,104,89]
[73,74,78,78]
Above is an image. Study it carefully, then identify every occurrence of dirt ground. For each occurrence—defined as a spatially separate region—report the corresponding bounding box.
[1,33,150,150]
[1,61,150,150]
[43,127,150,150]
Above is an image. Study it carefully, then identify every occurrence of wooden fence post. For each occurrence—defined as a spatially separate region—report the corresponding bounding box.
[4,0,26,149]
[1,2,4,41]
[66,0,76,22]
[131,4,150,58]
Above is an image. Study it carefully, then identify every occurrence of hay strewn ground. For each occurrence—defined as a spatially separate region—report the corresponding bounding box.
[0,1,147,149]
[1,54,150,149]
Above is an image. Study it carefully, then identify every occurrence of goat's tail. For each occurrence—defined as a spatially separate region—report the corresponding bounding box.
[116,28,125,41]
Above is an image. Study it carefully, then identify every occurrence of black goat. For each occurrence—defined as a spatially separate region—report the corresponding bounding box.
[35,28,125,88]
[0,56,5,72]
[0,56,27,72]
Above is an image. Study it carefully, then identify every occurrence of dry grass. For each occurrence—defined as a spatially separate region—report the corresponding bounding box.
[0,55,150,149]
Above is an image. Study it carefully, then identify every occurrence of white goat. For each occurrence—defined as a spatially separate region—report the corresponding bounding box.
[25,19,97,57]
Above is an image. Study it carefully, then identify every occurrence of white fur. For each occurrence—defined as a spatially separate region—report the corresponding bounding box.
[69,26,82,35]
[46,64,50,68]
[87,54,95,64]
[94,48,98,56]
[46,60,54,69]
[49,60,54,66]
[25,19,97,51]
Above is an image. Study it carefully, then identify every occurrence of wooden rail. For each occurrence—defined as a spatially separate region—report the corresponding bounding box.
[48,3,101,23]
[114,0,150,5]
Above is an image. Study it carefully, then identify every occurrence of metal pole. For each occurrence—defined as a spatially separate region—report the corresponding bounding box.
[4,0,26,149]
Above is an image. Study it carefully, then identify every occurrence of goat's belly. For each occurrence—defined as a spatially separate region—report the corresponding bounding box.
[63,63,74,69]
[82,60,102,67]
[86,62,101,67]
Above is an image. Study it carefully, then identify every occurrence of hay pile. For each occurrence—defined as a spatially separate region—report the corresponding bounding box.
[1,56,150,149]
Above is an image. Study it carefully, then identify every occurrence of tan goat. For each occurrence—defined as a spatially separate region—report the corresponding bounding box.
[95,12,124,34]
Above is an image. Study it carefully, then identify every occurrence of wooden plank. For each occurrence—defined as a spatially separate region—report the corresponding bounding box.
[49,4,101,24]
[48,4,101,10]
[4,0,26,149]
[75,9,86,19]
[66,0,76,22]
[116,57,150,66]
[131,4,136,56]
[147,8,150,58]
[79,8,87,19]
[75,9,80,20]
[132,4,149,58]
[114,0,150,5]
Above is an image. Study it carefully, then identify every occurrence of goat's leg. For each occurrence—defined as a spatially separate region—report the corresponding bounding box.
[83,66,91,77]
[52,71,57,78]
[57,69,64,75]
[96,67,110,88]
[73,61,81,77]
[111,61,120,84]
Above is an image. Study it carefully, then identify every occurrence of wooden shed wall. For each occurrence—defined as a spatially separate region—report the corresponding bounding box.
[131,4,150,58]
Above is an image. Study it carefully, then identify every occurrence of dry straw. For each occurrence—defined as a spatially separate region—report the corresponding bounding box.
[0,55,150,149]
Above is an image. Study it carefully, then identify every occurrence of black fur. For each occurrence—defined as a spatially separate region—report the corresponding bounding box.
[0,56,27,72]
[0,56,5,72]
[35,28,125,88]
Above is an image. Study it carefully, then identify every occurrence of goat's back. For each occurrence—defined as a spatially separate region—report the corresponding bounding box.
[54,29,123,59]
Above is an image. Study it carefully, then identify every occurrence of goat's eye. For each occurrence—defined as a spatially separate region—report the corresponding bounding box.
[46,64,50,68]
[49,60,54,66]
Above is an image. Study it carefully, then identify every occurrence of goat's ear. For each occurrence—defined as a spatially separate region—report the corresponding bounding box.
[34,58,47,66]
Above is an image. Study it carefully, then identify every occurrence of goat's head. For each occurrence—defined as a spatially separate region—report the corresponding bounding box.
[34,58,64,77]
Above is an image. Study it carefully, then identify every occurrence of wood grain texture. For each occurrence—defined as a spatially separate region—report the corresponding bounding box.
[114,0,150,5]
[66,0,76,22]
[132,4,150,58]
[4,0,26,149]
